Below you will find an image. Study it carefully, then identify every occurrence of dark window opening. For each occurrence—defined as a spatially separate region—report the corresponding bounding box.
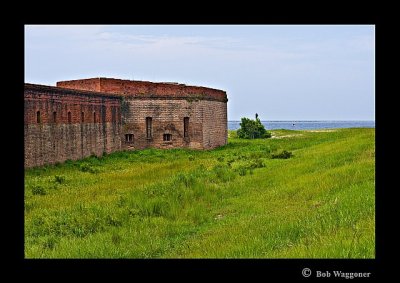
[146,117,152,139]
[93,112,96,123]
[81,112,85,122]
[53,111,57,123]
[163,134,172,141]
[184,117,189,138]
[68,112,72,123]
[112,108,116,123]
[36,111,41,123]
[125,134,134,143]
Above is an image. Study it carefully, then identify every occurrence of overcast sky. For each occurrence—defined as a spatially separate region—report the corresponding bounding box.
[25,25,375,121]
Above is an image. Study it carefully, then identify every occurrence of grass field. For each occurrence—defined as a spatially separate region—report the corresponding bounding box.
[24,128,375,258]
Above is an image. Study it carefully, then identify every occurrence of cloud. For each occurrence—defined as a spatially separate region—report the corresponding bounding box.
[25,25,375,120]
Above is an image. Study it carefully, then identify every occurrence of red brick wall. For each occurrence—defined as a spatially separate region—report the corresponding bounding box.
[57,78,101,92]
[121,98,205,150]
[24,84,122,168]
[201,100,228,149]
[57,78,227,102]
[26,78,228,167]
[120,97,227,150]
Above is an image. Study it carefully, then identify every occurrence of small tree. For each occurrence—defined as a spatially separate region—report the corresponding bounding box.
[237,113,271,139]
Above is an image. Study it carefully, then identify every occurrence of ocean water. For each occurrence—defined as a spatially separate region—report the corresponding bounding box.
[228,121,375,131]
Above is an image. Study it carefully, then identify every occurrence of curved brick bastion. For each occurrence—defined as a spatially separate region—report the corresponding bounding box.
[25,78,228,168]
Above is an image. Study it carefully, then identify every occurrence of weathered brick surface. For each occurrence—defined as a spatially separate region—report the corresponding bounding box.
[57,78,227,102]
[25,78,228,168]
[24,84,121,168]
[202,100,228,149]
[120,98,227,150]
[57,78,101,93]
[121,98,205,150]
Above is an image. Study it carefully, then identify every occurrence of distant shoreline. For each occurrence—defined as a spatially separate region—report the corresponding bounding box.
[228,120,375,131]
[228,120,375,122]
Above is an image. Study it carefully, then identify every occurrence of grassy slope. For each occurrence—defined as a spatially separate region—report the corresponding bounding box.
[24,128,375,258]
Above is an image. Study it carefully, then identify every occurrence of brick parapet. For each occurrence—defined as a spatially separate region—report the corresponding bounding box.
[57,78,228,102]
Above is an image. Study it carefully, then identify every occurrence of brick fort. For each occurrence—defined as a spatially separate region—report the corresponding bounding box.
[24,78,228,168]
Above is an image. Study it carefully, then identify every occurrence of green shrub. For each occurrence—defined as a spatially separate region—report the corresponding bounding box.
[237,114,272,139]
[271,150,293,159]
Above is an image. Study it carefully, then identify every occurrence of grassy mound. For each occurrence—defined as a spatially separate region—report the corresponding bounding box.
[25,128,375,258]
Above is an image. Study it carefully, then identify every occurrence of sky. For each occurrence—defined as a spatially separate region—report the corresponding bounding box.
[25,25,375,121]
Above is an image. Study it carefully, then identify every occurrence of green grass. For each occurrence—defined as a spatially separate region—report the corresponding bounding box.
[24,128,375,258]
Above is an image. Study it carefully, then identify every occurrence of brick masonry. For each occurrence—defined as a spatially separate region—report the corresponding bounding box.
[120,98,227,150]
[25,78,228,168]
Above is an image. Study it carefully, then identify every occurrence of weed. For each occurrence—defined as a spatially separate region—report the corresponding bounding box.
[226,159,235,167]
[106,215,122,227]
[237,166,247,176]
[32,186,46,196]
[212,164,236,183]
[174,173,196,188]
[79,163,99,173]
[248,158,265,168]
[25,201,35,212]
[271,150,293,159]
[111,233,122,245]
[43,237,57,250]
[54,175,66,184]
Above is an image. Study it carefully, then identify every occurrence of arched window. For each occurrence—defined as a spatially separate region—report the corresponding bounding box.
[93,112,96,123]
[81,112,84,122]
[68,112,72,123]
[53,111,57,123]
[36,111,41,123]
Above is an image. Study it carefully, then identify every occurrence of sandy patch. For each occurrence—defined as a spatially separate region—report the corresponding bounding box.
[271,134,303,139]
[307,129,337,132]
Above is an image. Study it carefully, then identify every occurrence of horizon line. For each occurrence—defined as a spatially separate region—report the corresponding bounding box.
[228,120,375,122]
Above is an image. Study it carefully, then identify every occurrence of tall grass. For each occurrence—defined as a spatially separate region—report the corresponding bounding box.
[25,128,375,258]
